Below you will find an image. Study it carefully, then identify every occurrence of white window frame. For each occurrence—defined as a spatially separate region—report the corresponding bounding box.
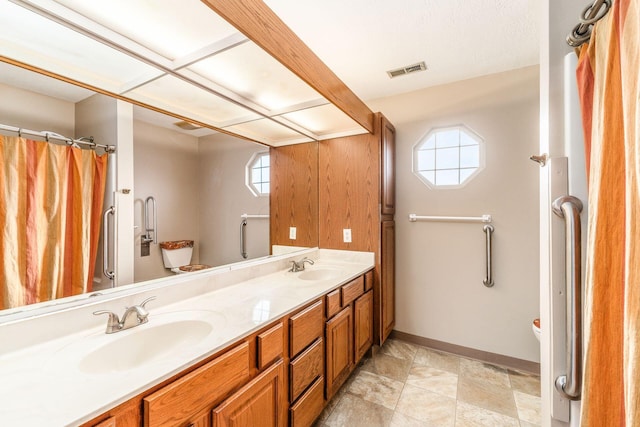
[245,151,270,197]
[412,125,485,189]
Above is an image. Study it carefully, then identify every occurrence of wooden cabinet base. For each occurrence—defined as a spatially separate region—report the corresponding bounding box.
[290,377,324,427]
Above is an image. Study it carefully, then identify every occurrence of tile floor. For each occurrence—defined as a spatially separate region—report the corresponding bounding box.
[314,339,541,427]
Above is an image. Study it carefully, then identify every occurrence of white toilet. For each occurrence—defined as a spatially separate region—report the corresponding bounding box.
[532,318,541,342]
[160,240,210,274]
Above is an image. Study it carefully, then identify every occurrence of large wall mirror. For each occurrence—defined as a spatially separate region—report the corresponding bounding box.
[0,61,312,317]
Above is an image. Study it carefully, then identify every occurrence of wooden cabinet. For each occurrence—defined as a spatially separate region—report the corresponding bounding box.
[212,360,286,427]
[354,290,374,362]
[289,377,324,427]
[289,300,323,357]
[315,112,396,347]
[144,343,250,427]
[325,306,353,398]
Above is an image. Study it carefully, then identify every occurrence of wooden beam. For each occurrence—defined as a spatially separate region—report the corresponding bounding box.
[201,0,375,134]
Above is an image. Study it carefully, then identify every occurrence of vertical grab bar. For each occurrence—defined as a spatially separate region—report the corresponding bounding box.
[552,195,583,400]
[142,196,157,244]
[240,218,248,259]
[483,224,495,287]
[103,206,115,282]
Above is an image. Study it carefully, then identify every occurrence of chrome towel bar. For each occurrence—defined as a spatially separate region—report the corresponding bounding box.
[552,195,583,400]
[102,206,115,282]
[408,213,492,223]
[483,224,495,287]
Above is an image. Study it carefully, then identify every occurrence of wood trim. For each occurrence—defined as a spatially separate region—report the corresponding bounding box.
[379,113,396,216]
[390,330,541,374]
[200,0,374,133]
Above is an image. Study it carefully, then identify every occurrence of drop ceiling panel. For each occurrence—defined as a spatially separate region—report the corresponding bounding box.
[281,104,366,138]
[125,75,261,125]
[188,41,324,111]
[52,0,240,61]
[223,119,313,146]
[0,2,157,93]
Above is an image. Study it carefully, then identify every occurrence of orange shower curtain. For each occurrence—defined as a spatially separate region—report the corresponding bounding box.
[576,0,640,425]
[0,136,108,310]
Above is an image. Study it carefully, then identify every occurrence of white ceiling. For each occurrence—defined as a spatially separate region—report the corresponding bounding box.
[264,0,540,102]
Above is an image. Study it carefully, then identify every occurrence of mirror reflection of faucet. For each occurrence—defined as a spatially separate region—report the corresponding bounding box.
[289,257,315,272]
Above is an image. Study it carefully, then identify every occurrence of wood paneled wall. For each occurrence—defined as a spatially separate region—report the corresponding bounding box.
[318,131,380,251]
[270,143,319,248]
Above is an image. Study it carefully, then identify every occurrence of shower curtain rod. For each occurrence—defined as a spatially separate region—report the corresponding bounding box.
[0,124,116,153]
[567,0,612,47]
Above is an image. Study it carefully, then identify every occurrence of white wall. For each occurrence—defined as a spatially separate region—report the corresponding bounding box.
[133,120,200,282]
[198,134,270,267]
[0,83,75,135]
[370,66,541,362]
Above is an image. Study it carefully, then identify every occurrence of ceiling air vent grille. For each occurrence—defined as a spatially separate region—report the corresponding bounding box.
[173,120,203,131]
[386,61,427,79]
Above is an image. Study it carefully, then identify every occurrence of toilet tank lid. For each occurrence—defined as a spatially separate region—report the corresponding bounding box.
[159,240,194,250]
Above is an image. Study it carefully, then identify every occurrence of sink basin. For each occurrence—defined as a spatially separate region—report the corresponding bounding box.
[79,319,212,374]
[297,268,344,281]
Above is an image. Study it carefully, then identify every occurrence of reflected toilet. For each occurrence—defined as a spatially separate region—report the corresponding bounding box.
[532,318,541,342]
[160,240,210,274]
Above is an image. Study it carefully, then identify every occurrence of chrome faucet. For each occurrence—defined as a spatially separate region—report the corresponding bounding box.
[93,296,156,334]
[289,257,314,272]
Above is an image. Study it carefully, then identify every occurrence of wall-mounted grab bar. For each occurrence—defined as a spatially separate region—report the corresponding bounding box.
[240,214,270,259]
[408,213,492,223]
[102,206,115,282]
[483,224,495,287]
[552,195,583,400]
[142,196,157,244]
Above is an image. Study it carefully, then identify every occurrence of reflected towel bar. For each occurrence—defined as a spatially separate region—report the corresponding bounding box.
[240,214,269,259]
[102,206,115,282]
[408,213,492,223]
[483,224,495,287]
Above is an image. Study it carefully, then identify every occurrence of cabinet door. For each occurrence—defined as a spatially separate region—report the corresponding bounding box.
[354,290,373,362]
[380,114,396,216]
[212,360,286,427]
[325,306,353,399]
[380,220,395,345]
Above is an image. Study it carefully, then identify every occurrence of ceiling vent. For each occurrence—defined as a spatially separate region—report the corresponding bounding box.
[386,61,427,79]
[173,120,203,131]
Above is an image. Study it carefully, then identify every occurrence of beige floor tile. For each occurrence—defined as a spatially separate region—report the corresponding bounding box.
[395,383,456,426]
[380,338,419,361]
[519,421,541,427]
[406,365,458,398]
[361,351,413,382]
[457,376,518,418]
[348,370,405,409]
[513,391,542,425]
[508,369,541,397]
[454,401,520,427]
[325,393,394,427]
[459,358,510,388]
[389,411,429,426]
[413,347,461,374]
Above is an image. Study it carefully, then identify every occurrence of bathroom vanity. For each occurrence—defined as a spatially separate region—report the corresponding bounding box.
[0,248,374,426]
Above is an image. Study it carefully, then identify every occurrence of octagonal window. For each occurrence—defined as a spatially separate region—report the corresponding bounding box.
[246,151,270,196]
[413,125,484,188]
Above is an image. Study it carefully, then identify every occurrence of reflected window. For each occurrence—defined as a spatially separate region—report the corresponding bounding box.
[413,125,484,188]
[246,152,270,196]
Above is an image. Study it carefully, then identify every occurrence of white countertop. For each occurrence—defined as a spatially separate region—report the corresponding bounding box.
[0,249,374,426]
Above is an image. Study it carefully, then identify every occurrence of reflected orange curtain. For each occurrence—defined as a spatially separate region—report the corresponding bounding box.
[576,0,640,425]
[0,136,108,310]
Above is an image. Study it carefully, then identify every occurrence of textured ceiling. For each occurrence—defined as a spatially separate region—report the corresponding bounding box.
[264,0,540,102]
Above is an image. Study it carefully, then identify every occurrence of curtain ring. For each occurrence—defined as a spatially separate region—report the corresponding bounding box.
[18,128,22,137]
[580,0,611,26]
[45,132,50,142]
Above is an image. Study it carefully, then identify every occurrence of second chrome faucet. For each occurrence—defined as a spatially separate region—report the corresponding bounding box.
[94,296,156,334]
[289,257,314,272]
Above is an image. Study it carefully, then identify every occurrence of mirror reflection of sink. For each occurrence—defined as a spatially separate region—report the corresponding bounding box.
[297,268,344,281]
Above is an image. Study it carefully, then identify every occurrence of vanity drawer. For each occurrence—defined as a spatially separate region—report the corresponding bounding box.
[143,342,250,427]
[341,276,364,307]
[257,321,284,370]
[290,376,325,427]
[364,270,374,291]
[289,300,323,357]
[326,289,341,319]
[290,338,323,402]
